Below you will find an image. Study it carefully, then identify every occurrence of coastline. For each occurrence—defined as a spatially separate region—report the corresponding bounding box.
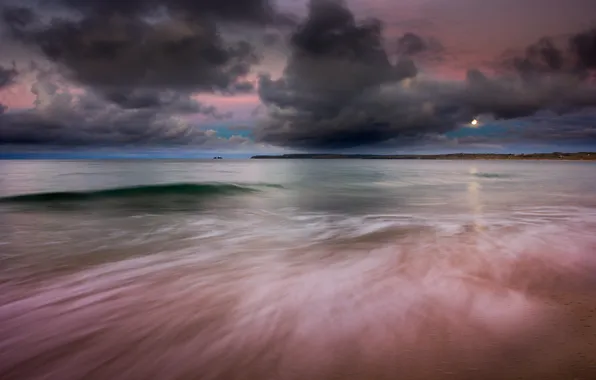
[251,152,596,160]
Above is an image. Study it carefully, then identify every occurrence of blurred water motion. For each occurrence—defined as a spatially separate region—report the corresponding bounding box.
[1,159,596,380]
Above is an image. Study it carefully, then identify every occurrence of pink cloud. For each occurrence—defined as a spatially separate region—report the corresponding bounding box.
[0,83,35,110]
[194,93,261,121]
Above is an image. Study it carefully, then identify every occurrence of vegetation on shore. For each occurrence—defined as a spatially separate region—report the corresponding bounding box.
[251,152,596,160]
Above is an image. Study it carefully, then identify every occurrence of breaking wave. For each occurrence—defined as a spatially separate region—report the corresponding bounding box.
[0,183,283,204]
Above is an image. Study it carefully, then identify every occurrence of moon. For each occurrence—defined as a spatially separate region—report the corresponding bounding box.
[471,119,478,126]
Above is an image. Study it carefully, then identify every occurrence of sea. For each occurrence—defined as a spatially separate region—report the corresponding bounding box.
[1,159,596,380]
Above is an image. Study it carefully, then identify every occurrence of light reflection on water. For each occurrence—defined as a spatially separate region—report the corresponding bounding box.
[1,159,596,379]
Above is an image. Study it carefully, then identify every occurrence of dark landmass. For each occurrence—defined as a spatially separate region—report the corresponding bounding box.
[251,152,596,160]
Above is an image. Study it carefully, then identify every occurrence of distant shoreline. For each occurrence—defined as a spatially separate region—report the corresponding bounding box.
[251,152,596,160]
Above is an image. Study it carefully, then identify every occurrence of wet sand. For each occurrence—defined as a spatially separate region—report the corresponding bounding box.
[1,242,596,380]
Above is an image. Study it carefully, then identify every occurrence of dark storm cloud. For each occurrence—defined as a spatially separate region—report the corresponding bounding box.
[2,0,596,150]
[0,64,17,88]
[0,0,283,147]
[503,38,576,81]
[498,27,596,82]
[256,0,426,149]
[262,32,282,47]
[2,9,258,94]
[0,73,250,147]
[0,107,241,146]
[570,28,596,70]
[254,0,596,150]
[477,29,596,119]
[0,0,292,101]
[466,70,596,120]
[102,89,231,119]
[254,0,458,149]
[0,64,17,116]
[0,6,34,31]
[448,36,596,123]
[55,0,291,25]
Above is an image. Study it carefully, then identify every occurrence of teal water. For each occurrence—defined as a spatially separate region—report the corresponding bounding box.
[1,159,596,379]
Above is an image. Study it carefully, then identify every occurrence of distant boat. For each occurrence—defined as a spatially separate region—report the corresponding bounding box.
[213,156,223,160]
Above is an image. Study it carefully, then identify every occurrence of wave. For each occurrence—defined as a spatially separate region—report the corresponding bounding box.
[0,182,282,203]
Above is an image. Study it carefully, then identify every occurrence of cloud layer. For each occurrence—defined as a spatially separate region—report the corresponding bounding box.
[0,0,595,151]
[0,0,284,147]
[254,0,596,150]
[0,66,254,148]
[0,64,17,89]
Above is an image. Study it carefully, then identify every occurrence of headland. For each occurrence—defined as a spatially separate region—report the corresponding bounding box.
[251,152,596,160]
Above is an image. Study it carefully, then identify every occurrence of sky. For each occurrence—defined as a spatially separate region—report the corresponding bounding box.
[0,0,595,155]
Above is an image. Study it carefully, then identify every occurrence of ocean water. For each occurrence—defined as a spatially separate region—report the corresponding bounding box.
[1,159,596,380]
